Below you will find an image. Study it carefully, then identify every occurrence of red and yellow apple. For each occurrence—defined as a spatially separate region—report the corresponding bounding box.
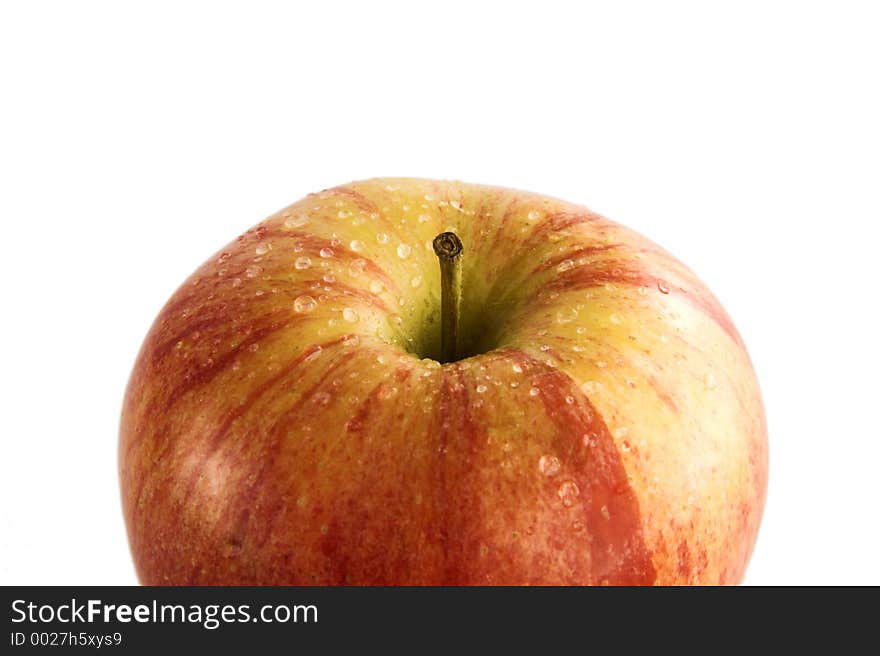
[120,178,767,585]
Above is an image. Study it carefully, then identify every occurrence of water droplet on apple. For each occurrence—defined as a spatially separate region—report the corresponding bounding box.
[397,243,412,259]
[323,273,336,284]
[376,232,389,244]
[245,265,262,278]
[609,313,623,325]
[295,256,312,270]
[342,307,359,323]
[369,280,384,294]
[305,346,322,362]
[349,240,365,252]
[343,335,360,347]
[255,243,271,255]
[319,247,334,258]
[556,307,578,324]
[529,387,540,397]
[581,380,602,395]
[378,385,398,400]
[527,210,541,221]
[349,259,367,277]
[565,395,575,404]
[657,280,670,294]
[557,481,579,507]
[539,455,561,476]
[704,373,717,390]
[294,295,317,313]
[376,354,387,364]
[284,214,309,229]
[600,504,611,519]
[231,277,242,287]
[410,275,422,288]
[313,391,331,406]
[511,363,523,374]
[418,213,431,223]
[557,259,575,273]
[476,384,487,394]
[637,286,648,296]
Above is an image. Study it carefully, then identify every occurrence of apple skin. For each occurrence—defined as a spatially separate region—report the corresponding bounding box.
[120,178,767,585]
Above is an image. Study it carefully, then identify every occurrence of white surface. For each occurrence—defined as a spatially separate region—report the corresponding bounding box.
[1,2,877,585]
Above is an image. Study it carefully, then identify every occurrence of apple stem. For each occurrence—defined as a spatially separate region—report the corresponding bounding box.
[433,231,463,363]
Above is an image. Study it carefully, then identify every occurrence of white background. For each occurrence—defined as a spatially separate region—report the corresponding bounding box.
[1,1,878,585]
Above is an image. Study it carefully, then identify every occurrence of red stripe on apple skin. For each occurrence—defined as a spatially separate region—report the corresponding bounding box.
[294,279,393,313]
[507,350,657,585]
[153,278,391,365]
[125,336,352,529]
[537,341,680,414]
[267,229,402,296]
[516,206,743,348]
[177,339,352,502]
[325,185,382,216]
[541,254,744,348]
[222,359,411,563]
[646,374,679,413]
[420,351,656,585]
[122,311,304,487]
[127,305,345,465]
[433,364,483,584]
[534,244,620,272]
[127,344,360,584]
[342,365,414,435]
[482,196,521,261]
[159,314,308,409]
[522,210,603,248]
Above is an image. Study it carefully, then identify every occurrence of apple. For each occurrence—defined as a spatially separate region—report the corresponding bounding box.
[120,178,767,585]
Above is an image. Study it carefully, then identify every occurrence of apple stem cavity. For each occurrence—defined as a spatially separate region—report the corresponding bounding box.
[432,231,463,363]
